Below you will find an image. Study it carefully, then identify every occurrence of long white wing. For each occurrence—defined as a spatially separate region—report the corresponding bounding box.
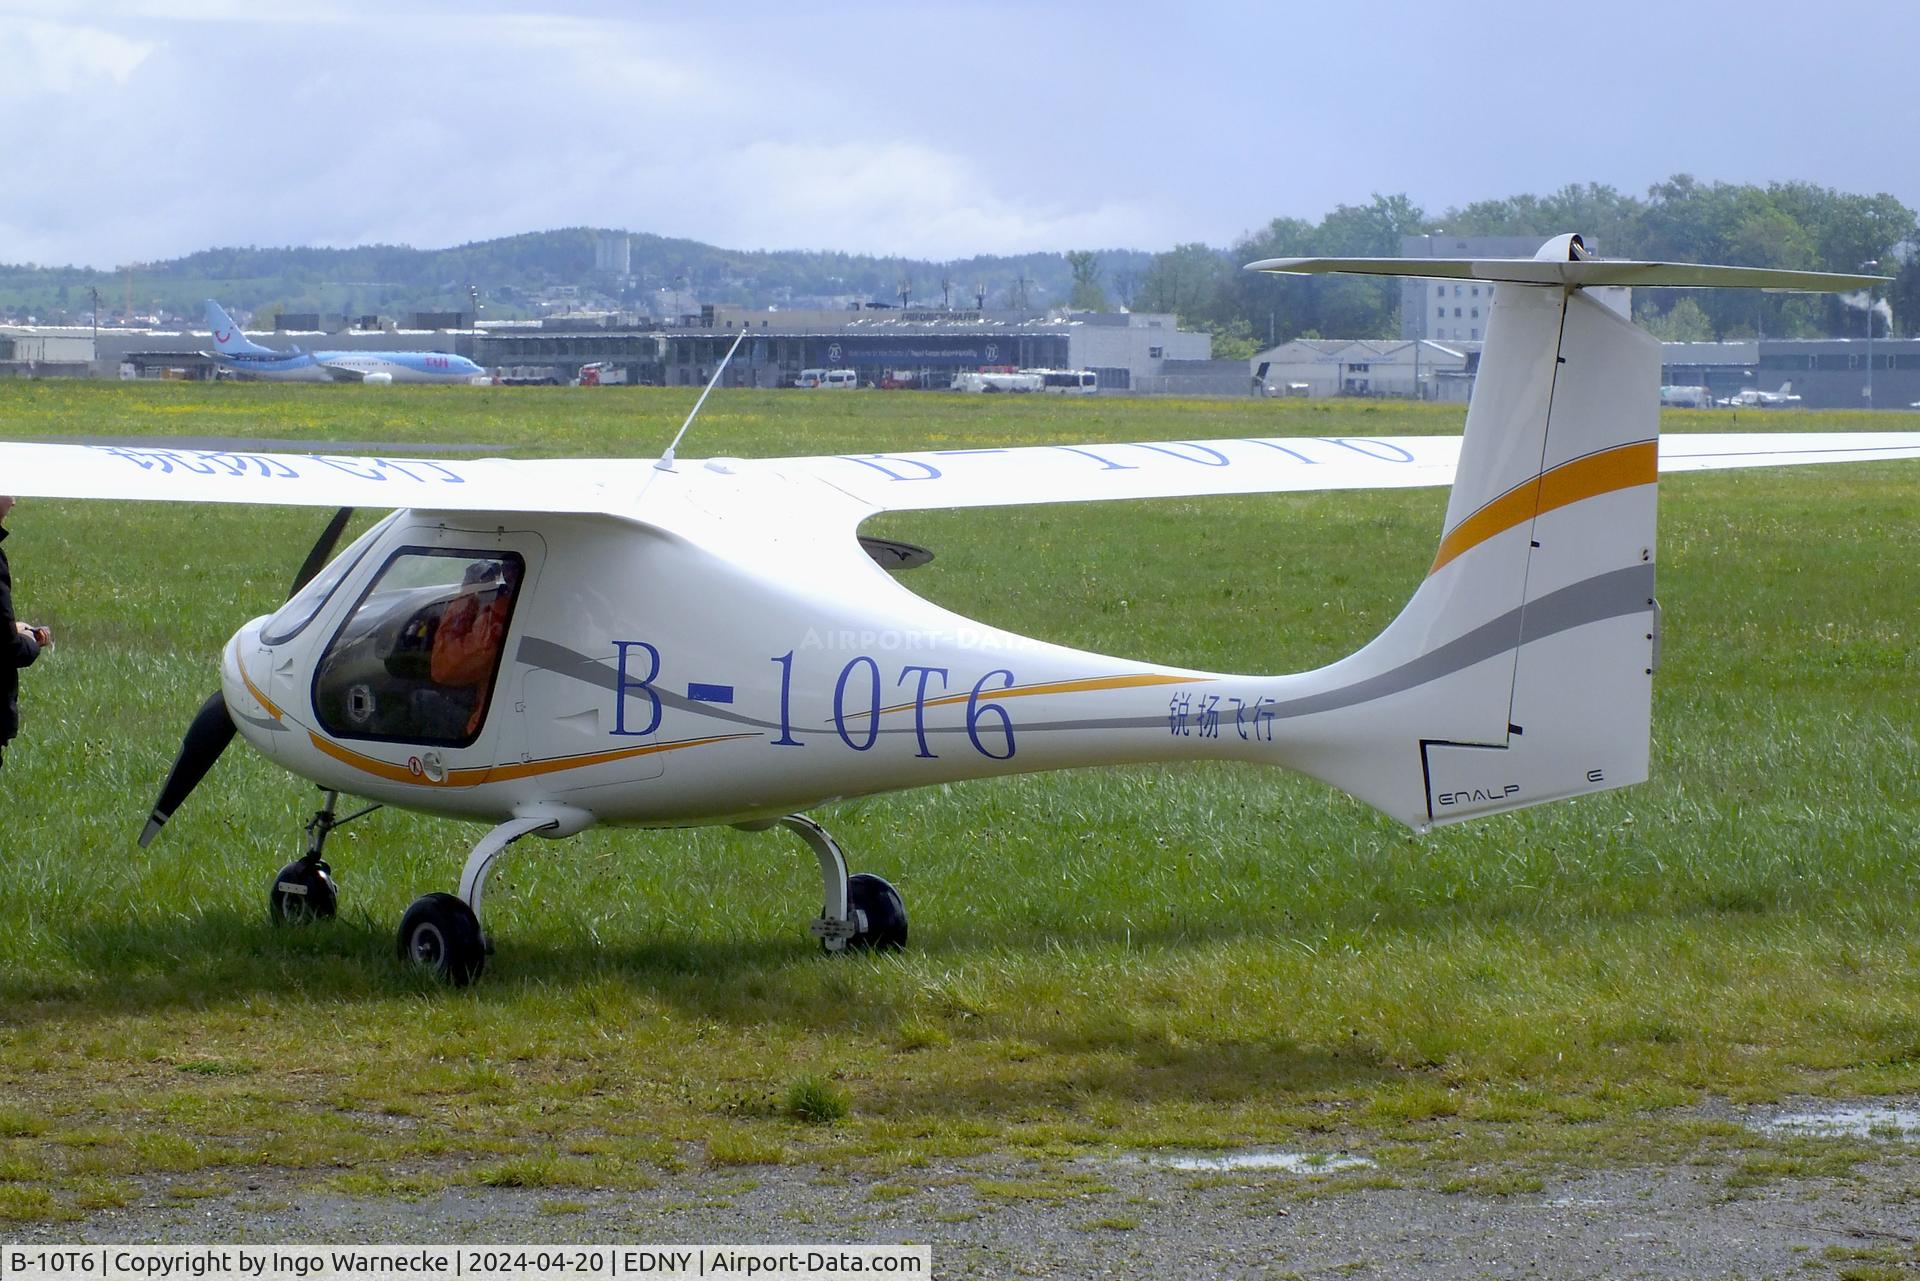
[1656,432,1920,472]
[756,435,1465,510]
[755,432,1920,513]
[0,442,635,511]
[2,432,1914,515]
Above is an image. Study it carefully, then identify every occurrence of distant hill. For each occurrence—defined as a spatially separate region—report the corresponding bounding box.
[0,228,1157,326]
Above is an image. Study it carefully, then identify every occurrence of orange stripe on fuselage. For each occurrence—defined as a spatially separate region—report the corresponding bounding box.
[307,731,756,787]
[1428,440,1656,575]
[870,671,1208,717]
[229,638,284,722]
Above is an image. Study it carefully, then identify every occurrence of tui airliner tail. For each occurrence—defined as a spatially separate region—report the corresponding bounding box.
[203,300,276,356]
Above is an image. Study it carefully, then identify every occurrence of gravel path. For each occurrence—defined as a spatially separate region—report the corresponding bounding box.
[12,1138,1919,1279]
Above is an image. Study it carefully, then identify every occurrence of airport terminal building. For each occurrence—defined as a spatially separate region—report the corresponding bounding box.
[469,305,1208,391]
[2,305,1212,392]
[6,307,1915,407]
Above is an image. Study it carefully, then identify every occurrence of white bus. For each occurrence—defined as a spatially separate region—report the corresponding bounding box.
[951,370,1043,393]
[1030,368,1098,394]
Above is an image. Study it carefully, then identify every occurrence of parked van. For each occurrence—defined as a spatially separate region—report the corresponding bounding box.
[821,369,857,389]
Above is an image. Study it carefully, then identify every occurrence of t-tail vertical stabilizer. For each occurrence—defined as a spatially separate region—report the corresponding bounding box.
[1246,236,1882,830]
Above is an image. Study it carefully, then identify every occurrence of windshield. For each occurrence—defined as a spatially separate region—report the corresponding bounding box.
[312,547,525,746]
[261,512,399,645]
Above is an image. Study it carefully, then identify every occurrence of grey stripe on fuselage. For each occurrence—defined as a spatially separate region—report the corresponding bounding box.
[513,563,1654,739]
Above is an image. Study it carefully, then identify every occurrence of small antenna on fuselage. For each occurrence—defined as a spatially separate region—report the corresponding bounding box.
[655,328,747,473]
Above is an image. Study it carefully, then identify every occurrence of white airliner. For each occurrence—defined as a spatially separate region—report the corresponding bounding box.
[202,301,486,385]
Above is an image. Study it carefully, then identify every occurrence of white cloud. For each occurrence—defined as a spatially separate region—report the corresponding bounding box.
[683,140,1169,258]
[0,18,158,98]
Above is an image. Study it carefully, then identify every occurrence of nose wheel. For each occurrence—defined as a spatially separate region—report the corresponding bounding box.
[269,857,337,923]
[269,790,379,925]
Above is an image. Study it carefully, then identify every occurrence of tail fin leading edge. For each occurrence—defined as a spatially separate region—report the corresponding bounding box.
[1271,282,1659,829]
[204,300,273,355]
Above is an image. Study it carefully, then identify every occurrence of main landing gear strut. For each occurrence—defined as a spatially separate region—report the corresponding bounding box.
[393,812,907,986]
[397,814,562,987]
[777,814,908,954]
[284,796,908,986]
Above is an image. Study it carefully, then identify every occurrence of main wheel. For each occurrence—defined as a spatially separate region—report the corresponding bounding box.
[397,892,486,986]
[846,872,907,951]
[269,858,337,924]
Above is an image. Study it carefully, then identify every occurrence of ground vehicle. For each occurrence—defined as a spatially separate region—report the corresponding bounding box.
[577,362,627,387]
[1032,369,1099,394]
[951,370,1043,393]
[495,365,562,386]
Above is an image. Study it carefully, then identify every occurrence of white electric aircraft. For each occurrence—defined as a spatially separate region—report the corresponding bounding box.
[5,235,1917,984]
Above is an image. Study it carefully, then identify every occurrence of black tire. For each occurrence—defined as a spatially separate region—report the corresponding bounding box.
[845,872,907,952]
[397,892,486,986]
[269,859,337,924]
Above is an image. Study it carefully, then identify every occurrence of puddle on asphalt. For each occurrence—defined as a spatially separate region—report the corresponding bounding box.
[1754,1106,1920,1141]
[1152,1150,1376,1174]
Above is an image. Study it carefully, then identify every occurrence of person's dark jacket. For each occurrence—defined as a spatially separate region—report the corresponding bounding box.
[0,525,42,745]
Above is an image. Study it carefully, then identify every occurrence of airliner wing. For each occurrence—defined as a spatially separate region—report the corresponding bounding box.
[320,363,369,383]
[754,432,1920,513]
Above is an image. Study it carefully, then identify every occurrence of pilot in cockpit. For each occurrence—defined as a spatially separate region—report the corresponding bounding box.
[429,559,522,737]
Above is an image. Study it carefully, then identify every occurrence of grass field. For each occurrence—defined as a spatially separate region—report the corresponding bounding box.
[0,380,1916,1225]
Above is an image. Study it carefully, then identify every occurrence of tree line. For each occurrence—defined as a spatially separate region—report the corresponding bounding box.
[1085,177,1917,358]
[4,177,1913,340]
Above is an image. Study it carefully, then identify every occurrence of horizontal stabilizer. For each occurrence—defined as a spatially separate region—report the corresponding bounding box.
[1246,256,1889,293]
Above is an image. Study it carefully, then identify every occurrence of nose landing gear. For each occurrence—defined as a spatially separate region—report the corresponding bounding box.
[269,789,380,925]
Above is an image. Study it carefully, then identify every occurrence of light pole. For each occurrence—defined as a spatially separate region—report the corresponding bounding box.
[1860,260,1878,410]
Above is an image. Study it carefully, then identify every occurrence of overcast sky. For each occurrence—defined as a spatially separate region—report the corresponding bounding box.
[4,0,1916,269]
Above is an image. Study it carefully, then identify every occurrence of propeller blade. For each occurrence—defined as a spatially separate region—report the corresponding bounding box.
[289,506,354,598]
[140,691,237,848]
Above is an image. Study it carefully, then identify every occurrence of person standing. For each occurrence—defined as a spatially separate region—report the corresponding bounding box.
[0,496,50,769]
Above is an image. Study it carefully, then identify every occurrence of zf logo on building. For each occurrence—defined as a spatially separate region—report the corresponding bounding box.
[827,343,842,363]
